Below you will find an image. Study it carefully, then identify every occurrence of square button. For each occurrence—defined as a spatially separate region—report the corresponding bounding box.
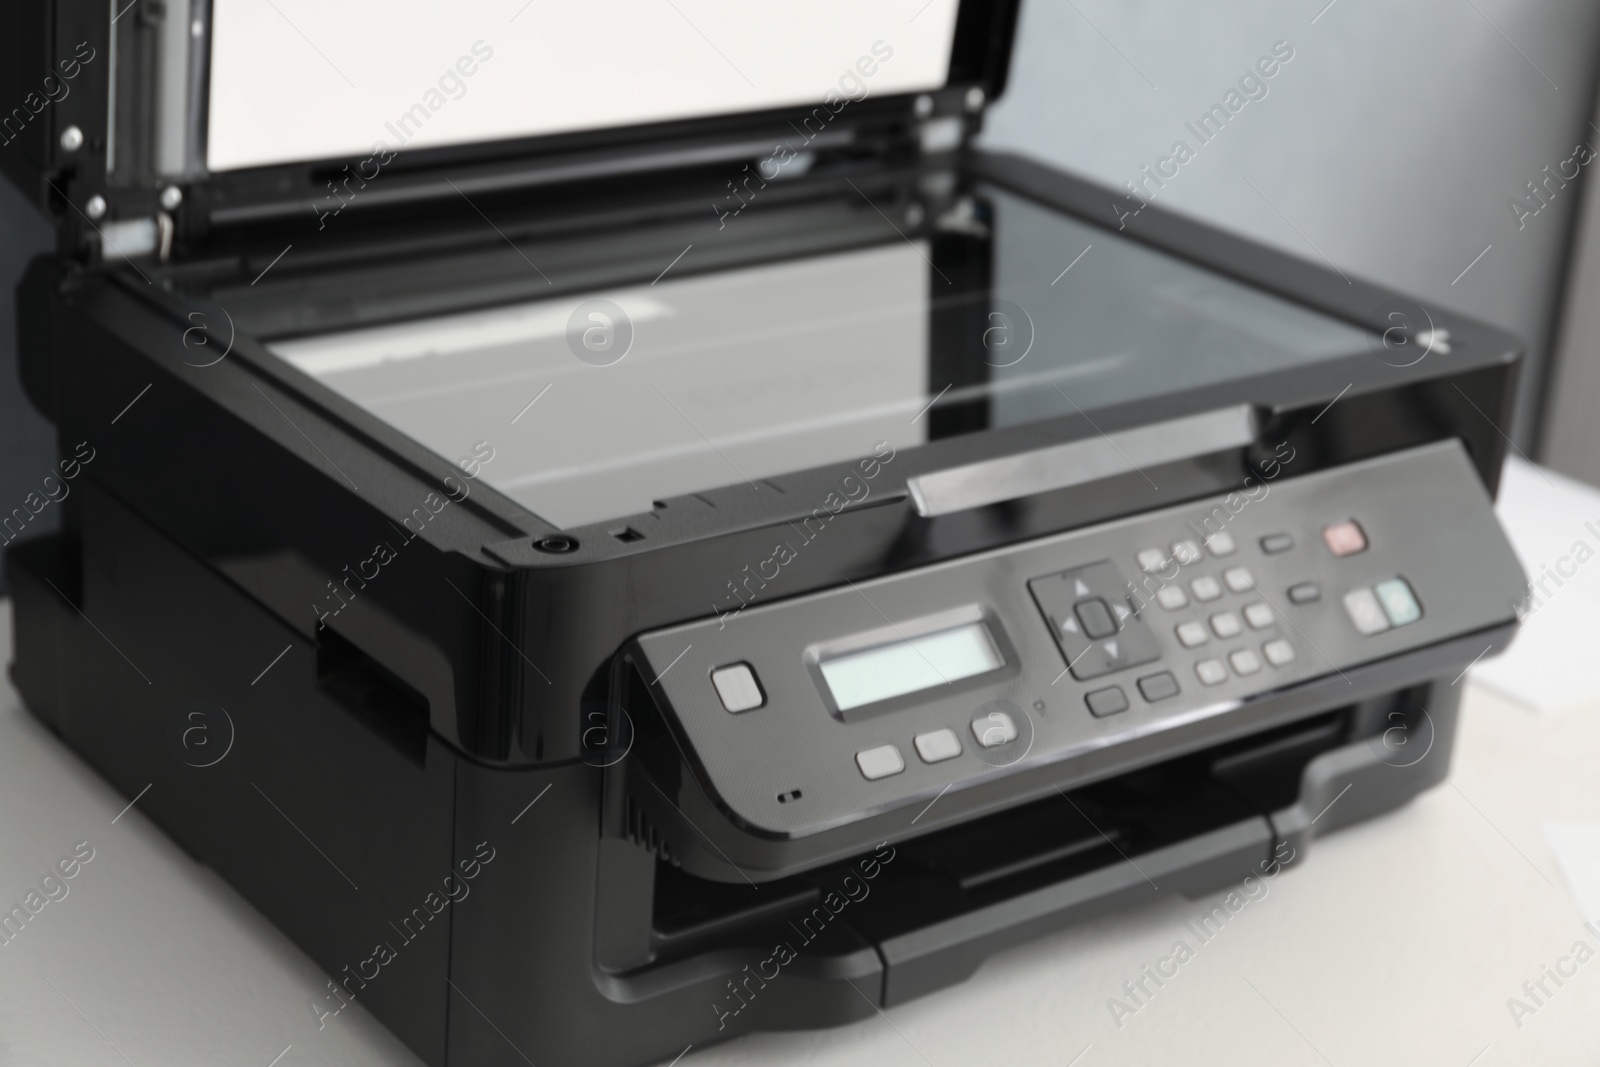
[1075,598,1119,639]
[1191,576,1223,602]
[1210,612,1243,639]
[711,663,764,713]
[1085,686,1129,717]
[1138,671,1180,701]
[1343,588,1391,635]
[1244,603,1274,629]
[1156,584,1189,610]
[1176,621,1209,647]
[1229,648,1263,675]
[1205,531,1237,557]
[1260,533,1294,554]
[1323,520,1368,557]
[1263,638,1296,666]
[856,744,904,780]
[1223,566,1255,593]
[972,710,1018,748]
[1375,578,1422,626]
[1171,540,1202,565]
[1137,548,1167,573]
[1195,658,1228,686]
[914,729,962,764]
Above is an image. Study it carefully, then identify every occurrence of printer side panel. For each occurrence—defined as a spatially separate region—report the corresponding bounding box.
[41,275,534,763]
[6,481,461,1065]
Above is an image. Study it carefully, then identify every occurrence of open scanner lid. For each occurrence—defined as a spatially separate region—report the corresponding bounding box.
[0,0,1020,260]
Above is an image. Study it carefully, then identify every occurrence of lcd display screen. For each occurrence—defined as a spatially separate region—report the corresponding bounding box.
[818,621,1004,711]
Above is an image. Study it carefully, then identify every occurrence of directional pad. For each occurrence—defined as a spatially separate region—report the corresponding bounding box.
[1028,561,1161,680]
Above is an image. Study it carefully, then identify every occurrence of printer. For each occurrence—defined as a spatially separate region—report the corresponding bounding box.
[2,2,1527,1064]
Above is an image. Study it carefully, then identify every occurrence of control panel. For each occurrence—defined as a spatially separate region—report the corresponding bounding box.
[630,441,1524,839]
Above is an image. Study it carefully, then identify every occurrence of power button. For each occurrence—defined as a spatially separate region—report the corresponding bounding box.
[711,663,764,713]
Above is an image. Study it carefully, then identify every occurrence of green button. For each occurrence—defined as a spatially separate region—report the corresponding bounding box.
[1375,578,1421,626]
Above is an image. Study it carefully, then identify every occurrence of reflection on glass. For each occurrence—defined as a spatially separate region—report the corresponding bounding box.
[270,184,1374,528]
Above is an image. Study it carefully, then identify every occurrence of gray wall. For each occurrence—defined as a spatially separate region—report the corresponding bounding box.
[1540,75,1600,487]
[981,0,1600,449]
[0,175,59,594]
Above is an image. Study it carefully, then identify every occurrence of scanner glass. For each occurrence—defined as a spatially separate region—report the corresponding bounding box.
[269,185,1375,528]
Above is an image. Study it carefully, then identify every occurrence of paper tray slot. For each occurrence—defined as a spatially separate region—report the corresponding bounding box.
[616,711,1351,977]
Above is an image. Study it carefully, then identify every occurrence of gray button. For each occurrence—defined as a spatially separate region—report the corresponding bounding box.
[1195,658,1228,685]
[855,744,905,780]
[1190,576,1223,602]
[1205,531,1237,556]
[711,663,764,713]
[1085,686,1129,717]
[971,710,1018,748]
[1229,648,1263,675]
[1210,611,1243,639]
[1343,588,1391,635]
[1138,671,1180,701]
[1136,548,1167,573]
[1260,533,1294,554]
[1288,582,1321,604]
[1263,639,1296,666]
[914,728,962,763]
[1223,566,1255,593]
[1176,621,1209,647]
[1156,585,1189,610]
[1244,603,1274,629]
[1075,597,1118,639]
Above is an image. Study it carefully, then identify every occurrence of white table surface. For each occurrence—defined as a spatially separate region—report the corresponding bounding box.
[2,460,1598,1067]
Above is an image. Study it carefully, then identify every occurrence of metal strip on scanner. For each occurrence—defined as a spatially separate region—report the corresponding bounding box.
[906,405,1257,517]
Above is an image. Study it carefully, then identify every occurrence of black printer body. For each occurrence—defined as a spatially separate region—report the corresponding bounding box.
[3,3,1526,1064]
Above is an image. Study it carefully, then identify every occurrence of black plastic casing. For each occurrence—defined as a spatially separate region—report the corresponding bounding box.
[16,150,1523,769]
[9,151,1527,1064]
[4,10,1531,1062]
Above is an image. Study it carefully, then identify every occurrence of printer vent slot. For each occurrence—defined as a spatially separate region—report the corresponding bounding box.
[624,796,678,866]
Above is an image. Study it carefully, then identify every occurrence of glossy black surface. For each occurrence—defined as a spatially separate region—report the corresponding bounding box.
[4,6,1533,1063]
[23,150,1523,770]
[264,182,1377,529]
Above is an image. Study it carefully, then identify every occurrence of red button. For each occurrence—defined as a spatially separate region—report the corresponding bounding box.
[1323,520,1367,556]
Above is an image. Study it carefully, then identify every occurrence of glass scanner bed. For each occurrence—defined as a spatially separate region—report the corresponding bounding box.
[267,185,1374,529]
